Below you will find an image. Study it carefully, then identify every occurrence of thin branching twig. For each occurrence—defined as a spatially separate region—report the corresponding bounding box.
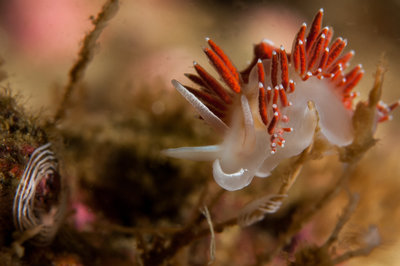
[332,225,381,264]
[51,0,119,125]
[259,162,356,264]
[322,192,360,250]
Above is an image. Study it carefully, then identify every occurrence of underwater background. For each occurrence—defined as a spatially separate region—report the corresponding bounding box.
[0,0,400,265]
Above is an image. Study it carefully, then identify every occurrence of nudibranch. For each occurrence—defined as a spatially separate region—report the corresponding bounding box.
[165,9,396,191]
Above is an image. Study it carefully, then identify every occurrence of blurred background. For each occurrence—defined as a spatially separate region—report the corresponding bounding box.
[1,0,400,112]
[0,0,400,265]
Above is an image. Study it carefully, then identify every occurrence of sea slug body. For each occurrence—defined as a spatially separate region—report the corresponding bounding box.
[165,9,394,191]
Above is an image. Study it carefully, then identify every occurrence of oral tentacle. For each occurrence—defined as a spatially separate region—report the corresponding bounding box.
[172,79,229,134]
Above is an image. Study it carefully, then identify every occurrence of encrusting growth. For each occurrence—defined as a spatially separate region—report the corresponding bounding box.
[165,9,398,191]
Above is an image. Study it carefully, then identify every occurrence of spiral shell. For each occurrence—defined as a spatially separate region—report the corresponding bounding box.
[12,143,65,245]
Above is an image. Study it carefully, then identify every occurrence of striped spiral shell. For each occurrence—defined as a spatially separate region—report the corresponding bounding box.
[12,143,65,245]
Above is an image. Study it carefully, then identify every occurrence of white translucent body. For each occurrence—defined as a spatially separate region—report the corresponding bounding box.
[165,57,353,191]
